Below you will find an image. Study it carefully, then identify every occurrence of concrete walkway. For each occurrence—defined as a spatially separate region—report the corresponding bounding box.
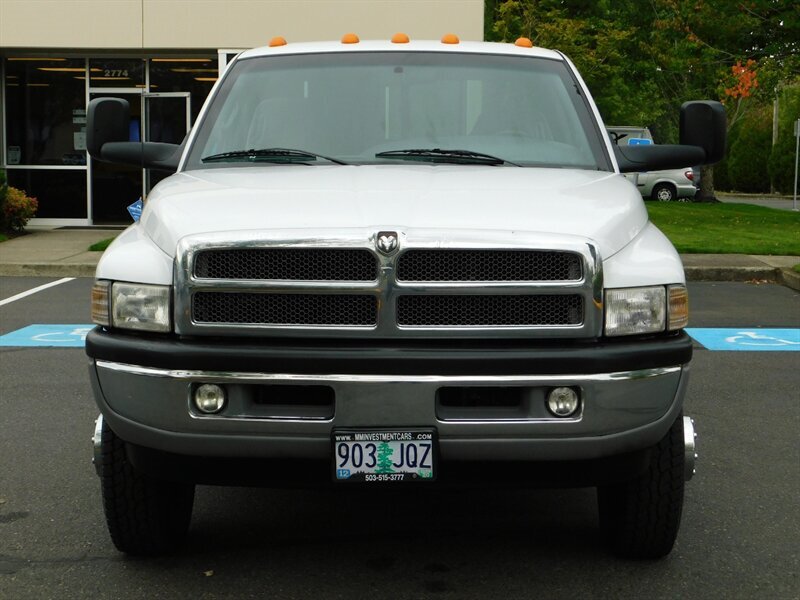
[0,226,798,290]
[0,227,121,277]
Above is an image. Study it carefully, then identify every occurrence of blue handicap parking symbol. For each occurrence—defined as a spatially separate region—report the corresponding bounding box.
[686,328,800,352]
[0,324,94,347]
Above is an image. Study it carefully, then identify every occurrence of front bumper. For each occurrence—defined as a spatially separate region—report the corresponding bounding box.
[87,328,691,466]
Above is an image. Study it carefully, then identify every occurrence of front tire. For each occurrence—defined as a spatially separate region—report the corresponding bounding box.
[652,183,677,202]
[97,419,195,555]
[597,414,685,559]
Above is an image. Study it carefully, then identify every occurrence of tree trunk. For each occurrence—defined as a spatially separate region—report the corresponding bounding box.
[697,165,717,202]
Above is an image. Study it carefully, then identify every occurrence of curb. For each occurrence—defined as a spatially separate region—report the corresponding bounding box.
[778,268,800,292]
[0,263,98,278]
[684,266,800,291]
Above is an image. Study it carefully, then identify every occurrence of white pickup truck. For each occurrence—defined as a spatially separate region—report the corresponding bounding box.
[85,36,726,558]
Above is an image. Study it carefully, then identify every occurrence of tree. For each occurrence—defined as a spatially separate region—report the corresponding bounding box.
[486,0,800,198]
[727,105,773,193]
[375,443,394,474]
[768,85,800,194]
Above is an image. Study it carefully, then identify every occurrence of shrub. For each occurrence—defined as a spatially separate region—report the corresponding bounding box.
[4,187,38,231]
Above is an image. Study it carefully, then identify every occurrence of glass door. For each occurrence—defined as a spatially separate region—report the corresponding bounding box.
[143,92,191,194]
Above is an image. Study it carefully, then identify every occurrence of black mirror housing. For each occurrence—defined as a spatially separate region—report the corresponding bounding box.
[101,141,183,172]
[614,144,706,173]
[86,98,130,158]
[614,100,727,173]
[680,101,726,164]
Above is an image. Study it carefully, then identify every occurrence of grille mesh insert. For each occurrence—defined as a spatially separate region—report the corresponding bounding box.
[397,295,584,326]
[193,292,377,326]
[194,248,377,281]
[397,250,582,282]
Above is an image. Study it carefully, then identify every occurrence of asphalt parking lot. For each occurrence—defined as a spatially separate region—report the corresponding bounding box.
[0,277,798,599]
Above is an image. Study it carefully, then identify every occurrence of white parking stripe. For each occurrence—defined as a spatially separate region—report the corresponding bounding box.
[0,277,76,307]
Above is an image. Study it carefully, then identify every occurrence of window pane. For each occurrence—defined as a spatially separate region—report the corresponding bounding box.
[4,57,87,166]
[89,58,145,88]
[148,57,218,124]
[7,169,87,219]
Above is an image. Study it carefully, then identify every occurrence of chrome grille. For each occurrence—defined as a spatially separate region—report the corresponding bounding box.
[194,248,377,281]
[193,292,377,326]
[175,231,602,338]
[397,250,582,282]
[398,295,584,326]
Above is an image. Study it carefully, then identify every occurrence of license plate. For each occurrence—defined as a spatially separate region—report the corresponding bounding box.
[332,429,436,483]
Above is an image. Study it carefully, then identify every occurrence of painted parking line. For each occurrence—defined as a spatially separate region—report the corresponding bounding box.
[687,328,800,351]
[0,324,94,347]
[0,278,75,307]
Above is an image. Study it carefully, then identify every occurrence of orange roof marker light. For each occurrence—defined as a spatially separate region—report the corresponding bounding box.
[269,36,287,47]
[341,33,360,44]
[515,37,534,48]
[441,33,460,45]
[391,33,410,44]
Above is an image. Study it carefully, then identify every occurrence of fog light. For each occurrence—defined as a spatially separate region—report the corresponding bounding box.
[547,387,580,417]
[194,384,226,414]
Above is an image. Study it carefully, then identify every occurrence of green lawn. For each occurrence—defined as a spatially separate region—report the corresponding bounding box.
[647,202,800,256]
[0,234,7,243]
[89,237,116,252]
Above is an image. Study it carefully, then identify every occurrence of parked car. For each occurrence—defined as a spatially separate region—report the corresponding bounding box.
[607,126,698,201]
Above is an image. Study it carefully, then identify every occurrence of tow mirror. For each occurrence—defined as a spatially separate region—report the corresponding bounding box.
[86,98,130,158]
[614,100,727,173]
[680,101,726,164]
[86,97,181,172]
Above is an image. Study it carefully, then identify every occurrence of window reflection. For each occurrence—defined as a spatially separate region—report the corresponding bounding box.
[148,57,218,123]
[4,58,87,166]
[7,169,87,218]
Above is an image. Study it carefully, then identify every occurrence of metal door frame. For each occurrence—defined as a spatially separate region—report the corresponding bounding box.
[143,92,191,196]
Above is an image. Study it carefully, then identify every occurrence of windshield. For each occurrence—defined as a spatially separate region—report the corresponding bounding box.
[185,52,609,170]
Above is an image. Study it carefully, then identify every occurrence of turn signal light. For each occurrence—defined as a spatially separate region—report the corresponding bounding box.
[668,285,689,330]
[341,33,360,44]
[269,36,287,47]
[391,33,410,44]
[441,33,460,44]
[515,37,534,48]
[91,280,111,327]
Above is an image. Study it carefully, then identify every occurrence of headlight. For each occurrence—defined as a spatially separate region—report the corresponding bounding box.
[605,286,666,336]
[92,280,171,332]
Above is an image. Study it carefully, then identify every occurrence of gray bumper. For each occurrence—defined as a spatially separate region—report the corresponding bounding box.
[90,359,689,462]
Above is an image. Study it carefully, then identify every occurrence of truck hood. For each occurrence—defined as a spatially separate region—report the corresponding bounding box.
[141,165,647,259]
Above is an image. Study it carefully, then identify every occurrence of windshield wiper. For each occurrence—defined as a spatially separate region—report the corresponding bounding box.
[375,148,521,166]
[202,148,349,165]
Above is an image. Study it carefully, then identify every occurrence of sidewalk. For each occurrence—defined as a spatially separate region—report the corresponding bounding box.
[0,227,798,291]
[0,227,121,278]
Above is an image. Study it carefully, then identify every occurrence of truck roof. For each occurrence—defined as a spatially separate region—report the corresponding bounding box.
[239,39,564,61]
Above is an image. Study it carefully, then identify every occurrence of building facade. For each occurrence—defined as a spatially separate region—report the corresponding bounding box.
[0,0,483,225]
